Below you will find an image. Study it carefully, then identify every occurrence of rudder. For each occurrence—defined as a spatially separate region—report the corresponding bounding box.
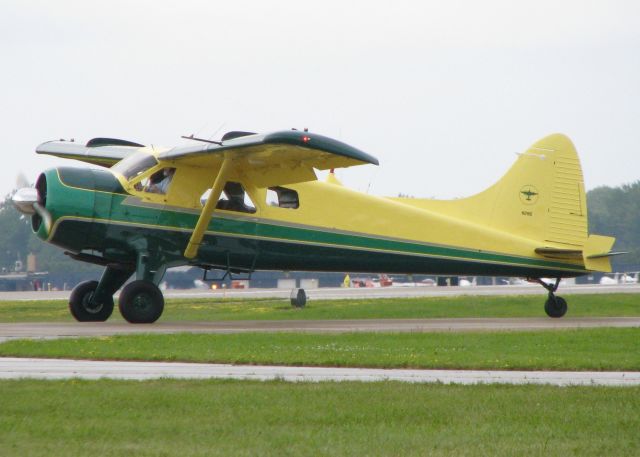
[484,133,588,248]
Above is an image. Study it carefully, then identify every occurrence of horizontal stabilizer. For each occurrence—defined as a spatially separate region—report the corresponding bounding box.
[583,235,617,272]
[586,251,628,260]
[534,247,583,260]
[536,234,621,272]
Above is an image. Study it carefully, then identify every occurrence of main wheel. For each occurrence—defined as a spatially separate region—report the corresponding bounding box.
[69,280,114,322]
[544,295,568,318]
[118,280,164,324]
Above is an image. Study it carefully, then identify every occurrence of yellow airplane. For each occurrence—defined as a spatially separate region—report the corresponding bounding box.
[12,130,619,323]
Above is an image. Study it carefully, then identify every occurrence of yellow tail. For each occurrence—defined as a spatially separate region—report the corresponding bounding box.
[480,133,588,246]
[393,133,616,272]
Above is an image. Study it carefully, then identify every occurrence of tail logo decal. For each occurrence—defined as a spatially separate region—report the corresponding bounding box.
[519,185,539,205]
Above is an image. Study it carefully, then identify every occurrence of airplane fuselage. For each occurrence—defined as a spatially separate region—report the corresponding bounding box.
[16,130,615,322]
[38,166,586,280]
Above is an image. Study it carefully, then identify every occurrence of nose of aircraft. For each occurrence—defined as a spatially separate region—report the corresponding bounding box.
[12,173,53,235]
[12,187,38,215]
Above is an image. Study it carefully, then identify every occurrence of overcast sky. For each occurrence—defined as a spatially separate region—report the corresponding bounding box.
[2,0,639,199]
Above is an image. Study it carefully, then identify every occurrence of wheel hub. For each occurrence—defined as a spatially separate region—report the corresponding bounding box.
[132,293,153,310]
[82,293,103,314]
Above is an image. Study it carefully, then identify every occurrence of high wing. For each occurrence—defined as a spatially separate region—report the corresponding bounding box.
[36,138,144,167]
[160,130,379,187]
[169,130,378,259]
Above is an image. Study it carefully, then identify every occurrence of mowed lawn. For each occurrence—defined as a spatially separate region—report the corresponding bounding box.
[1,328,638,371]
[1,379,638,457]
[0,292,639,322]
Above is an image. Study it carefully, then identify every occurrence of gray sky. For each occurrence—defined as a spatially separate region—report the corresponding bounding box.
[2,0,639,199]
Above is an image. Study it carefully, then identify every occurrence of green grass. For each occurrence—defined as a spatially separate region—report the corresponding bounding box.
[0,379,638,456]
[1,292,639,322]
[1,328,638,371]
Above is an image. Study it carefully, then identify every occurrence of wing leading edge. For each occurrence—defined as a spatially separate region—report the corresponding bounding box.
[160,130,378,187]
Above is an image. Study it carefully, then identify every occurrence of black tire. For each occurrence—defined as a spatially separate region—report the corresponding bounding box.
[118,280,164,324]
[290,288,307,308]
[544,295,568,318]
[69,280,114,322]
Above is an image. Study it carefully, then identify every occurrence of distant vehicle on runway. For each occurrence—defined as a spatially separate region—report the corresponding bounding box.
[600,272,638,285]
[13,130,620,322]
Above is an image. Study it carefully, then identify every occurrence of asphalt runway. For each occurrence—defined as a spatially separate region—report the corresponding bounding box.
[1,357,639,386]
[1,317,639,342]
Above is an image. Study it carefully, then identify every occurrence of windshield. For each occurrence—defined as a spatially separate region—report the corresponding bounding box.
[112,151,158,181]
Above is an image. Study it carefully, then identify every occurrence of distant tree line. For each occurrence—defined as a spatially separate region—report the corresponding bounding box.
[0,194,101,287]
[587,181,640,271]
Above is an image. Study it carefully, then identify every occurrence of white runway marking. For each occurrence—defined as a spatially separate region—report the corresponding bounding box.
[1,357,639,386]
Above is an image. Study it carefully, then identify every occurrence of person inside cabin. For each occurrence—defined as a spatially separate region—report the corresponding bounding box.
[146,168,175,194]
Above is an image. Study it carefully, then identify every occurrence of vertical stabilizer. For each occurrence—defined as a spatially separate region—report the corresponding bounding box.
[475,133,589,247]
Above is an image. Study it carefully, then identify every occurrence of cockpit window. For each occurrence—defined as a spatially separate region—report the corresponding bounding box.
[112,152,158,181]
[140,168,175,194]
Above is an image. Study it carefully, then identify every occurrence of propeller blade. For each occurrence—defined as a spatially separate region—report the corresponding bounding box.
[33,202,52,234]
[15,172,29,189]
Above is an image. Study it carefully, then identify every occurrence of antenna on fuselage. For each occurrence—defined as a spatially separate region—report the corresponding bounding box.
[181,134,223,146]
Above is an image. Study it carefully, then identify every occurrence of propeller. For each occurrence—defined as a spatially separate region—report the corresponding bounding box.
[12,173,52,233]
[15,172,29,190]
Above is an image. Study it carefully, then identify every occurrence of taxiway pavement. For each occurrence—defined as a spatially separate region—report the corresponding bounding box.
[1,357,638,386]
[1,317,639,342]
[1,285,638,385]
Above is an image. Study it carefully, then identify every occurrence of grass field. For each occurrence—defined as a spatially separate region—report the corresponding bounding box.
[2,293,638,455]
[1,292,639,322]
[1,295,638,456]
[1,328,638,371]
[1,379,638,456]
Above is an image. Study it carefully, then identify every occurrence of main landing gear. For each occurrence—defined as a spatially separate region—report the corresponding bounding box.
[68,280,114,322]
[533,278,568,318]
[68,258,166,324]
[118,280,164,324]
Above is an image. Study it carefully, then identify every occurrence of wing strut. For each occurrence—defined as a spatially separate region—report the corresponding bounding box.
[184,155,232,259]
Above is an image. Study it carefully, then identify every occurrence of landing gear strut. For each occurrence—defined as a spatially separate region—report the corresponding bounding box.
[69,280,114,322]
[69,266,133,322]
[534,278,568,318]
[67,250,167,324]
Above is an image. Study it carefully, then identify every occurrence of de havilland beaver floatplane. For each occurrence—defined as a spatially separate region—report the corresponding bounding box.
[12,130,619,323]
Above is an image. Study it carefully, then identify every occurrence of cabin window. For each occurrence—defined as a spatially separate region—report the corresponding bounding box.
[112,151,158,180]
[139,168,175,194]
[200,182,256,214]
[266,186,299,209]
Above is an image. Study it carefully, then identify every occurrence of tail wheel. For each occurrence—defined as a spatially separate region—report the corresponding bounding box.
[544,295,568,318]
[290,288,307,308]
[69,280,114,322]
[118,280,164,324]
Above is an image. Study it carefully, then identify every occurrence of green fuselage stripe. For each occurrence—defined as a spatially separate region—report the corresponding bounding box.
[43,179,586,274]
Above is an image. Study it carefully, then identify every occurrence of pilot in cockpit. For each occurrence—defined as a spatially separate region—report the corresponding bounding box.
[146,168,175,194]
